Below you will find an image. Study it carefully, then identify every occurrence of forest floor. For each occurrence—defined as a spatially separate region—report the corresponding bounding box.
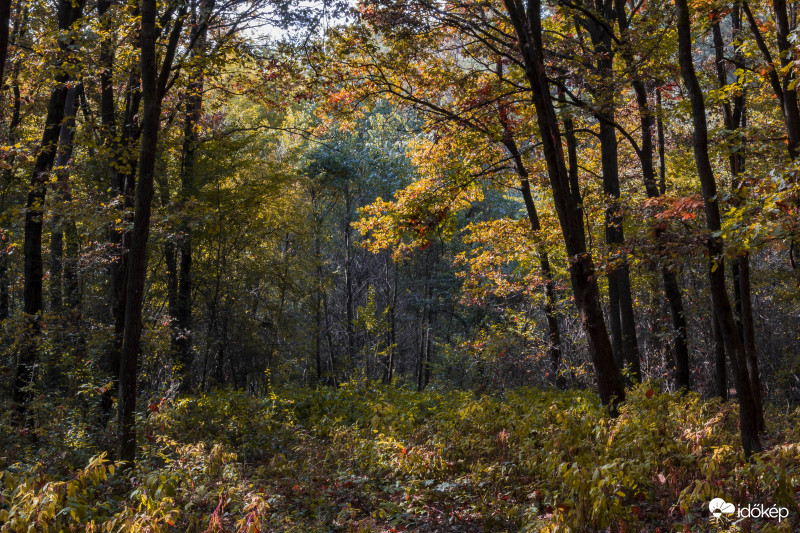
[2,383,800,532]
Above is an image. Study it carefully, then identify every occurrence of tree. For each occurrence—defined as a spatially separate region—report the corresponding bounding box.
[674,0,761,456]
[502,0,626,409]
[118,0,187,466]
[15,0,84,414]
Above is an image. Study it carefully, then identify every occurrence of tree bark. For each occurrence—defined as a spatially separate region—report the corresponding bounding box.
[0,6,25,322]
[742,1,800,158]
[344,187,356,366]
[0,0,11,87]
[501,131,564,380]
[49,85,80,313]
[586,0,641,382]
[383,252,397,384]
[712,309,728,400]
[502,0,625,410]
[16,0,83,412]
[675,0,761,456]
[655,88,667,196]
[117,0,185,467]
[174,0,214,391]
[628,75,689,391]
[712,12,765,431]
[99,0,144,432]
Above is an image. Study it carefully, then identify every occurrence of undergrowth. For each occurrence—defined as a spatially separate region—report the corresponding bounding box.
[1,383,799,532]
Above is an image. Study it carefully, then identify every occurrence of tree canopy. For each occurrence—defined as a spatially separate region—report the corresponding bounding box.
[2,0,800,530]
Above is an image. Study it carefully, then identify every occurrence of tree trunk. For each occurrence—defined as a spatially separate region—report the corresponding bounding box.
[742,1,800,158]
[501,132,564,380]
[174,0,213,391]
[16,0,84,412]
[675,0,761,456]
[712,13,765,431]
[773,0,800,158]
[314,240,322,382]
[383,252,397,384]
[0,7,24,321]
[586,2,641,382]
[628,77,690,390]
[118,0,185,467]
[502,0,625,410]
[49,85,80,313]
[344,188,356,367]
[712,309,728,400]
[0,0,11,87]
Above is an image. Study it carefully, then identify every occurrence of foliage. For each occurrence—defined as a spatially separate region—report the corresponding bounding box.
[2,385,799,531]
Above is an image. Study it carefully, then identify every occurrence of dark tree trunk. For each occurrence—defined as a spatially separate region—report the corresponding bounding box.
[0,247,7,320]
[742,1,800,158]
[165,237,178,328]
[117,0,185,467]
[0,0,11,87]
[502,0,625,410]
[49,85,80,313]
[586,1,641,382]
[712,12,765,431]
[599,114,624,372]
[501,132,563,380]
[675,0,761,456]
[773,0,800,158]
[383,253,397,384]
[712,309,728,400]
[344,189,356,366]
[628,75,690,390]
[174,0,213,391]
[99,0,143,432]
[0,5,26,322]
[16,0,83,411]
[161,170,178,357]
[322,289,336,383]
[313,213,323,381]
[655,88,667,196]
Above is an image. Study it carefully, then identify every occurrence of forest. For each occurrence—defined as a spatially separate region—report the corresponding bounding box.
[1,0,800,530]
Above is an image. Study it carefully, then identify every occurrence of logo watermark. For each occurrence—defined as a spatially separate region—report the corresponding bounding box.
[709,498,735,518]
[708,497,790,522]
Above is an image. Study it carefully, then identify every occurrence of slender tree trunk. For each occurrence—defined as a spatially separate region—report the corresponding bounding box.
[98,0,144,431]
[586,2,641,381]
[503,0,625,410]
[16,0,84,412]
[713,12,764,431]
[0,0,11,87]
[118,0,185,466]
[174,0,213,391]
[712,309,728,400]
[322,288,336,383]
[344,189,356,367]
[315,232,323,381]
[49,85,80,313]
[383,252,397,384]
[1,5,24,326]
[656,88,667,196]
[0,246,7,320]
[501,132,564,380]
[675,0,761,456]
[628,77,690,390]
[742,1,800,158]
[417,252,431,392]
[773,0,800,157]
